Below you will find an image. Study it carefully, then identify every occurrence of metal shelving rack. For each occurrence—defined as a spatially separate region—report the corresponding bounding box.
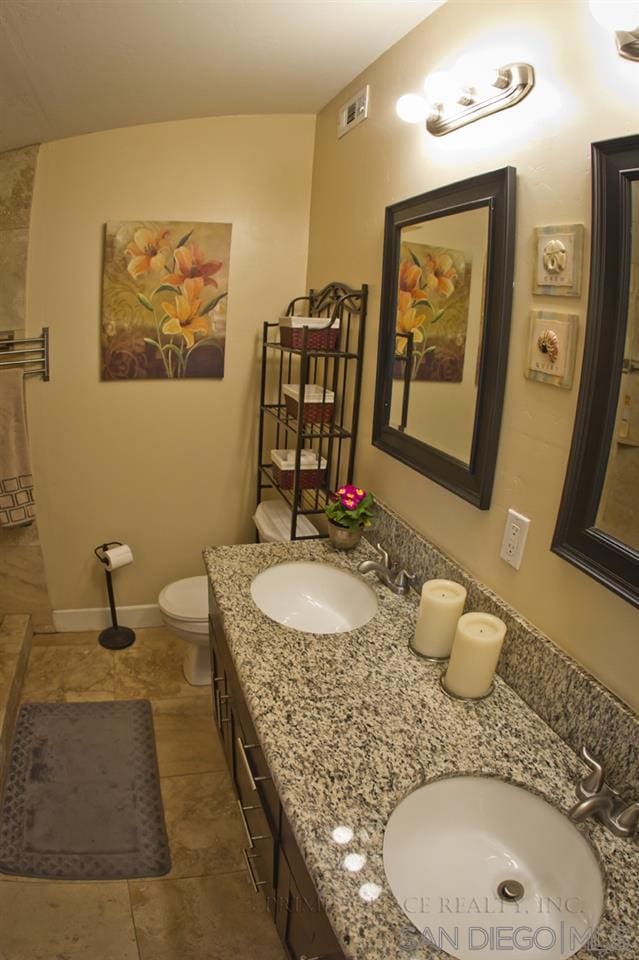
[256,281,367,540]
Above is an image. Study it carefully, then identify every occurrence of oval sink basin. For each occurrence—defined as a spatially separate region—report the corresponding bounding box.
[250,561,378,634]
[383,776,604,960]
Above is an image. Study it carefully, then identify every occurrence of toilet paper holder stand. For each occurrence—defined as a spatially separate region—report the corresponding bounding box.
[94,541,136,650]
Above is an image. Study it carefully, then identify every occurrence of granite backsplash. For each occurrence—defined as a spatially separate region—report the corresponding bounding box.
[364,499,639,799]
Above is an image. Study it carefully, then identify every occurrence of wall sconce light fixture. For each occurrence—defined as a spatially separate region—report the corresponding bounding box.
[590,1,639,61]
[396,62,535,136]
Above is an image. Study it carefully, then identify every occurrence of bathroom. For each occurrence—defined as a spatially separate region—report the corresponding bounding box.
[0,0,637,958]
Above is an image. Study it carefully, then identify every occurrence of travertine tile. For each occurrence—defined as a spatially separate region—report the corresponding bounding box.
[114,628,207,700]
[0,877,138,960]
[160,771,244,879]
[0,538,53,632]
[0,614,32,782]
[130,872,285,960]
[0,228,27,329]
[152,695,223,777]
[0,144,39,229]
[21,643,115,702]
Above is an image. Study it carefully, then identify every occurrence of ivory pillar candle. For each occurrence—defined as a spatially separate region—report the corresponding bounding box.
[411,580,467,659]
[442,613,507,699]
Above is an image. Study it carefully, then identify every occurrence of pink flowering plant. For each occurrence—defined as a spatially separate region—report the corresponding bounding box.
[325,485,374,530]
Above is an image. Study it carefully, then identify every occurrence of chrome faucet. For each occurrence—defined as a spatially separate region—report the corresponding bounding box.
[357,543,415,596]
[568,746,639,838]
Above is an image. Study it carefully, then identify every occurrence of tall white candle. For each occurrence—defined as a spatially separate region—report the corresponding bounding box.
[443,612,507,699]
[411,580,467,659]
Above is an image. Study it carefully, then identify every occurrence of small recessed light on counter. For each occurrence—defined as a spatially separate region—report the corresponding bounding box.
[343,852,367,873]
[331,825,354,845]
[442,612,507,700]
[359,881,383,903]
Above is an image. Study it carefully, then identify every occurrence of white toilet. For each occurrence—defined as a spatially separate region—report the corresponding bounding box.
[158,576,210,686]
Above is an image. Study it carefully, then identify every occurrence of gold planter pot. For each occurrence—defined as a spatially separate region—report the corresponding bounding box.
[327,521,362,551]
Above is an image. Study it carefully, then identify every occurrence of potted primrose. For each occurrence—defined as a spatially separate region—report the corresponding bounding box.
[325,484,375,550]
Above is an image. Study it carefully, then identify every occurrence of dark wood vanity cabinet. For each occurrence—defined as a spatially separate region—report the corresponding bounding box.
[208,590,345,960]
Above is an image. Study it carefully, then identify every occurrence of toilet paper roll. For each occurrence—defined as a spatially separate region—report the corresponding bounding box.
[103,544,134,571]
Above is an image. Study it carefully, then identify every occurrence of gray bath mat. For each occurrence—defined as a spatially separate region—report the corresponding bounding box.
[0,699,171,880]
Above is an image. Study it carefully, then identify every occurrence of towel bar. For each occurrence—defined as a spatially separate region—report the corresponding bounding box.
[0,328,50,380]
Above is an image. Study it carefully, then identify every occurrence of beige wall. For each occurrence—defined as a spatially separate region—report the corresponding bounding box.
[27,115,315,611]
[306,1,639,709]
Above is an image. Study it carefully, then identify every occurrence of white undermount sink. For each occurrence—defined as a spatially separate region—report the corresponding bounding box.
[383,776,604,960]
[250,561,378,634]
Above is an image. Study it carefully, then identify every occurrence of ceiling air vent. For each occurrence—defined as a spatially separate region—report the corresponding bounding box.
[337,85,369,139]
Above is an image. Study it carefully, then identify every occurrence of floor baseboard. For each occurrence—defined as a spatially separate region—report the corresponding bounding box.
[52,604,163,632]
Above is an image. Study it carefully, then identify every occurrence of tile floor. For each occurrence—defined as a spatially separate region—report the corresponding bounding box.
[0,626,285,960]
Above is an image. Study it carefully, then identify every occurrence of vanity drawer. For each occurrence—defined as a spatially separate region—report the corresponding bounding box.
[233,716,277,907]
[275,850,344,960]
[209,611,280,833]
[278,813,344,960]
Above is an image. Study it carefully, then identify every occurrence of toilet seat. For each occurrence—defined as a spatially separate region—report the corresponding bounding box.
[158,576,208,632]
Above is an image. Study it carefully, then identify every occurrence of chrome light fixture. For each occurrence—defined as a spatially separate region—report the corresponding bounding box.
[426,63,534,136]
[395,62,535,136]
[590,1,639,61]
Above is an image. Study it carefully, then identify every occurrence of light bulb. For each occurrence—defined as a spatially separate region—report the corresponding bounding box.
[423,70,451,105]
[395,93,429,124]
[590,0,637,31]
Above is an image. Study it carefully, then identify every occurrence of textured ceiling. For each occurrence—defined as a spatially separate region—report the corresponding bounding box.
[0,0,444,152]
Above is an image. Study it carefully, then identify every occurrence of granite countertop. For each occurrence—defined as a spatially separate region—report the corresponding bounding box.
[203,539,638,960]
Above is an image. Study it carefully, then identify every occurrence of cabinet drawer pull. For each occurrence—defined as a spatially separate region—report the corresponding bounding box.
[242,847,267,893]
[237,800,270,848]
[237,737,271,792]
[299,955,327,960]
[215,689,232,725]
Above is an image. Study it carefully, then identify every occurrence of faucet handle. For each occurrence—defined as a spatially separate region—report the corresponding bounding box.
[612,801,639,836]
[396,569,416,588]
[579,746,605,796]
[375,543,391,568]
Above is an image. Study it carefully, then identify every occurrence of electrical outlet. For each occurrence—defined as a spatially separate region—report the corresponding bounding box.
[500,509,531,570]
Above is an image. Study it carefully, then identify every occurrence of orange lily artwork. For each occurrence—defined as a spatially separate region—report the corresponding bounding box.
[394,240,471,383]
[101,220,232,380]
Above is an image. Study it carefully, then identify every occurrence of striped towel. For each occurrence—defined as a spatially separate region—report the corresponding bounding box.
[0,368,35,527]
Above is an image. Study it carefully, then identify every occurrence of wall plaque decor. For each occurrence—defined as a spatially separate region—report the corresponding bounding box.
[101,220,231,380]
[533,224,584,297]
[525,309,579,388]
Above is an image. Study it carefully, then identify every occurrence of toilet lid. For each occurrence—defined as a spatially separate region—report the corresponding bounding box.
[159,576,208,622]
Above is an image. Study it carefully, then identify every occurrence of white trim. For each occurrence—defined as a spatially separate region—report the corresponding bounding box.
[52,604,163,632]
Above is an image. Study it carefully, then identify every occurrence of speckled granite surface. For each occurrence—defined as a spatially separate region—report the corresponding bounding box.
[365,501,639,799]
[203,539,638,960]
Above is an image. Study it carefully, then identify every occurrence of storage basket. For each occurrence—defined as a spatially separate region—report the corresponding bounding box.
[282,385,335,425]
[270,449,327,489]
[278,315,340,351]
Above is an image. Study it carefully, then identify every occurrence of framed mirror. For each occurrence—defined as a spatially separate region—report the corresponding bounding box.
[553,135,639,607]
[372,167,516,509]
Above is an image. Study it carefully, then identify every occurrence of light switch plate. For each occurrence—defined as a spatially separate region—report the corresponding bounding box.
[525,310,579,388]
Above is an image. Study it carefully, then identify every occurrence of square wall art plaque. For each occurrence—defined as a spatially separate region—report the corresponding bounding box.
[101,220,232,380]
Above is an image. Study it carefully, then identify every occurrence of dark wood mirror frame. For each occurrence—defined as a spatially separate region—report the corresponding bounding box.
[372,167,516,509]
[553,135,639,608]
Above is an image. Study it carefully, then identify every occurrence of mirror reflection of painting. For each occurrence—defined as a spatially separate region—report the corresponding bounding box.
[394,241,471,383]
[389,206,489,465]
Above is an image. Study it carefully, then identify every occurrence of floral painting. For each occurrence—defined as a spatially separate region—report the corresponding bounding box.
[395,241,472,383]
[101,220,231,380]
